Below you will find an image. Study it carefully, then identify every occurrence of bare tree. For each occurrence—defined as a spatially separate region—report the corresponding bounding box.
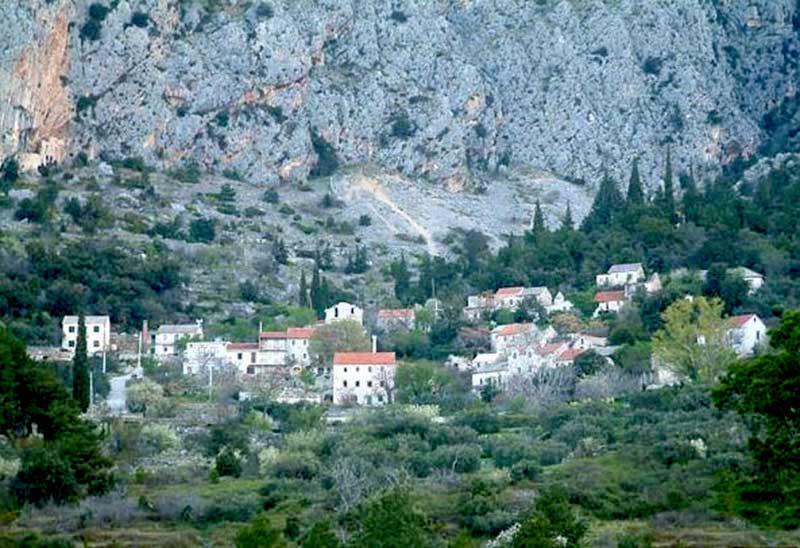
[503,366,575,410]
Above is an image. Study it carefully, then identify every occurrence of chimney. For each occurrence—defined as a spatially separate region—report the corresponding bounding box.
[142,320,149,350]
[372,335,377,353]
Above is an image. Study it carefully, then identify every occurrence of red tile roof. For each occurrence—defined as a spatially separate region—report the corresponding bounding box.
[287,327,315,339]
[227,342,259,351]
[333,352,396,366]
[495,323,532,337]
[558,348,585,362]
[259,331,287,340]
[377,309,415,319]
[729,314,756,328]
[594,291,626,303]
[495,286,524,297]
[537,343,564,356]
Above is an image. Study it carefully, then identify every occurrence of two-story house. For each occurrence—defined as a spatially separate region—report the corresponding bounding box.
[62,315,111,355]
[333,352,397,405]
[152,321,204,358]
[325,302,364,326]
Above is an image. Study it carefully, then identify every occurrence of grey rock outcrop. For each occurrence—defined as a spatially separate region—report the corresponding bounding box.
[1,0,798,190]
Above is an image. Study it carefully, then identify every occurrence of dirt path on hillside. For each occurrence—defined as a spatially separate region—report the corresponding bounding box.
[336,175,439,256]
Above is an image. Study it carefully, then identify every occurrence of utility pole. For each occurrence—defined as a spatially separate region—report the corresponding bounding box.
[102,351,107,375]
[136,331,142,377]
[89,371,94,408]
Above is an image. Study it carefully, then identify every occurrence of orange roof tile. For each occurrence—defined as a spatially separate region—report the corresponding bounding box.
[729,314,755,328]
[594,291,626,303]
[287,327,315,339]
[537,343,564,356]
[558,348,585,361]
[495,286,524,297]
[495,323,532,337]
[333,352,396,366]
[227,342,259,351]
[259,331,287,340]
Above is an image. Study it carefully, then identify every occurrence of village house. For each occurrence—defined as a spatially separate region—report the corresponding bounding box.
[593,291,627,317]
[258,327,315,370]
[333,352,397,406]
[152,321,204,358]
[471,362,509,392]
[490,323,557,355]
[226,342,260,375]
[62,315,111,356]
[554,347,586,367]
[325,302,364,326]
[596,263,645,288]
[464,286,555,320]
[570,333,608,350]
[728,267,765,294]
[183,340,229,376]
[471,352,502,370]
[623,273,663,299]
[727,314,767,357]
[376,308,416,332]
[547,291,574,313]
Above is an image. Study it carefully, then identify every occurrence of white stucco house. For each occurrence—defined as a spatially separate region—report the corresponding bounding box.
[376,308,416,332]
[258,326,315,370]
[729,267,765,294]
[471,362,509,392]
[183,340,230,376]
[325,302,364,326]
[153,321,204,358]
[333,352,397,406]
[546,291,574,313]
[596,263,645,288]
[593,291,627,317]
[490,323,557,354]
[727,314,767,356]
[62,315,111,356]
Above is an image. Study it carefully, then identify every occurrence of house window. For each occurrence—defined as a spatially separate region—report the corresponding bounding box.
[93,341,100,348]
[368,366,372,372]
[251,353,256,363]
[356,367,360,372]
[355,381,360,387]
[247,366,255,375]
[344,367,347,372]
[367,381,372,387]
[68,326,75,333]
[378,395,384,403]
[379,380,385,387]
[350,307,354,314]
[756,331,761,341]
[163,347,168,353]
[93,326,100,333]
[335,308,339,318]
[68,340,75,348]
[343,380,348,387]
[237,353,243,360]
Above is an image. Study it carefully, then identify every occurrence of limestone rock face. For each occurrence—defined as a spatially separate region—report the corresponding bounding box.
[1,0,798,189]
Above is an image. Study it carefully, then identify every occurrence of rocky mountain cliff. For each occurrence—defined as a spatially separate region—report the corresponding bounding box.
[1,0,798,190]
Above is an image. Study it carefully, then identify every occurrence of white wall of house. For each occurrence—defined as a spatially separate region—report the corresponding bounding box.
[333,362,395,405]
[183,341,229,375]
[471,368,508,391]
[325,302,364,325]
[728,316,767,357]
[596,265,645,288]
[62,316,110,355]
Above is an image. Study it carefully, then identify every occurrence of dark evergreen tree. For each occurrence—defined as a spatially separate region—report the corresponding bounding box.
[662,148,678,224]
[680,170,702,224]
[391,254,412,304]
[626,157,645,205]
[581,175,623,232]
[298,270,309,308]
[560,202,574,231]
[272,238,289,265]
[310,264,324,317]
[72,314,90,412]
[532,199,546,234]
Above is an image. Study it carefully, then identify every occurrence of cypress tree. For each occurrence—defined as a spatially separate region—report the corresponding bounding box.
[560,202,574,231]
[310,264,323,317]
[298,270,309,308]
[391,254,411,304]
[532,200,546,234]
[680,169,702,224]
[72,314,90,412]
[626,157,645,205]
[663,148,677,224]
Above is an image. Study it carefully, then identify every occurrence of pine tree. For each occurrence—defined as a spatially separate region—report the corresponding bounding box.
[680,169,702,224]
[72,314,90,412]
[560,202,574,231]
[532,200,546,234]
[353,245,369,273]
[581,175,623,232]
[310,264,323,317]
[298,270,309,308]
[662,148,677,224]
[391,254,412,304]
[272,238,288,265]
[626,157,645,205]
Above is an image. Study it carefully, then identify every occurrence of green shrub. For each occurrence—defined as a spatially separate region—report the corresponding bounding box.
[262,189,279,204]
[189,218,216,243]
[130,11,149,28]
[430,444,481,474]
[510,460,541,483]
[215,448,242,478]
